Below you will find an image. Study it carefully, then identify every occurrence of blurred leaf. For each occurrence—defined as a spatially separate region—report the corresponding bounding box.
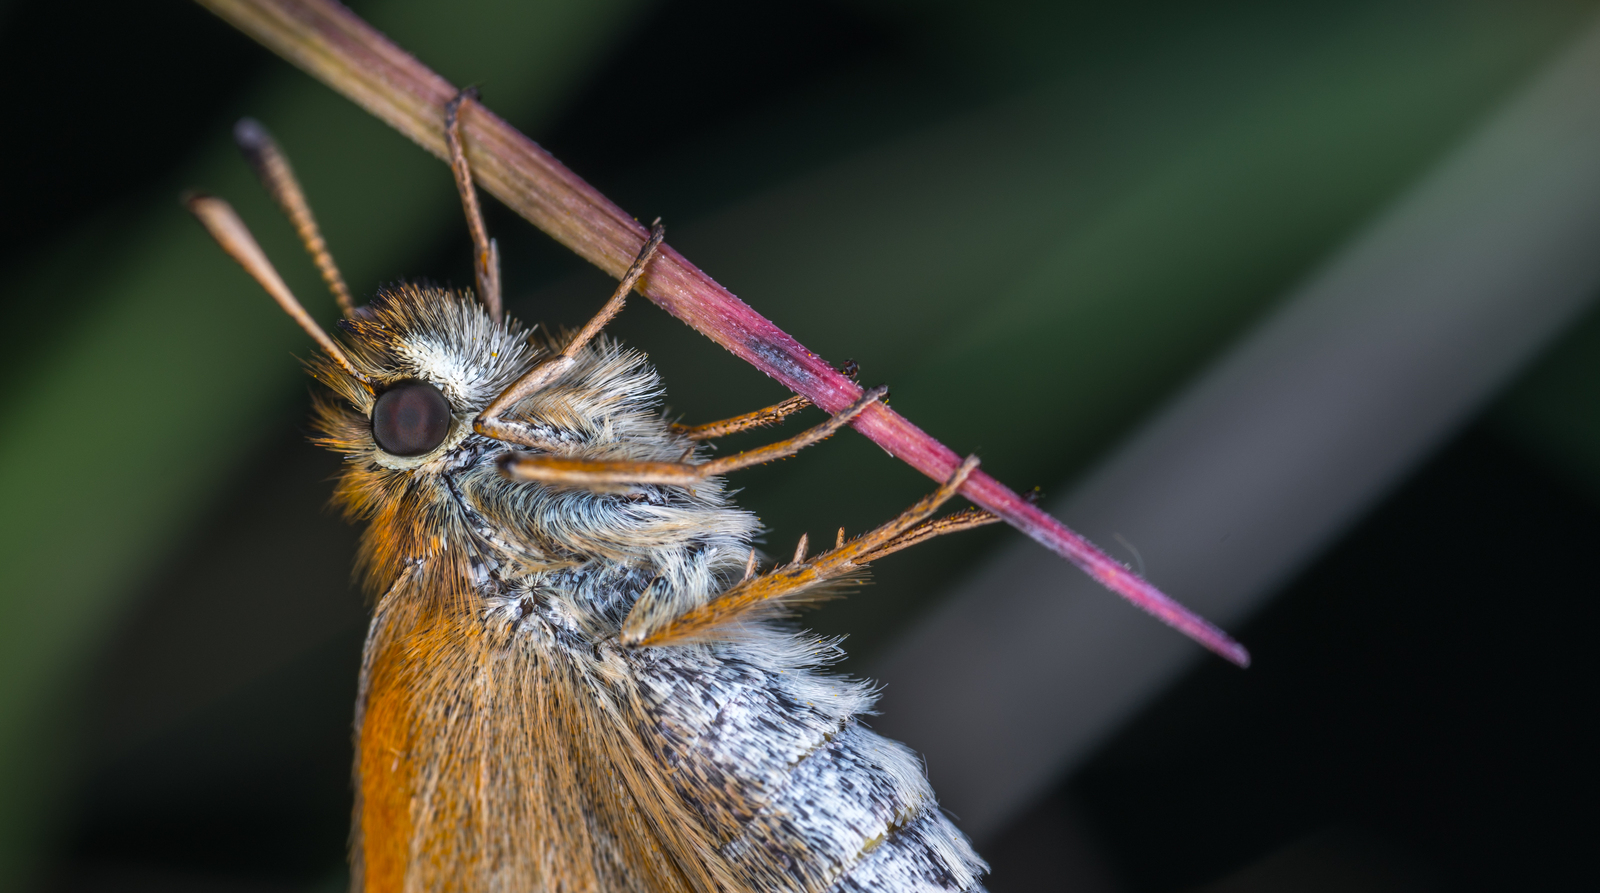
[587,0,1600,654]
[1493,303,1600,495]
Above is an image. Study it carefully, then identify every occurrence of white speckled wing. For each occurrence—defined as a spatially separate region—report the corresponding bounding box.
[632,639,987,893]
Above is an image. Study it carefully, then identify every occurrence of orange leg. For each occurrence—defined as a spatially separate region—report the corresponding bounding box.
[475,223,667,450]
[671,361,861,441]
[620,455,994,647]
[498,385,888,487]
[444,88,502,323]
[853,505,1001,564]
[671,395,813,441]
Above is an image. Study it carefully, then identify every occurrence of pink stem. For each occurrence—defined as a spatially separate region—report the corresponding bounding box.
[197,0,1250,667]
[652,249,1249,667]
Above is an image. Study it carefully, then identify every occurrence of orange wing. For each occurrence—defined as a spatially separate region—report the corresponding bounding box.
[352,588,742,893]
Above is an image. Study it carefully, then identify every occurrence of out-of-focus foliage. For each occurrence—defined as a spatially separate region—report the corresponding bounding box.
[3,0,1599,889]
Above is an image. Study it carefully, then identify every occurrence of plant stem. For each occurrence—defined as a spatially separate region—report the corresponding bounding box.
[193,0,1248,666]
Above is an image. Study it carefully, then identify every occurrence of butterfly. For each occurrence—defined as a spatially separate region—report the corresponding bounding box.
[187,91,998,893]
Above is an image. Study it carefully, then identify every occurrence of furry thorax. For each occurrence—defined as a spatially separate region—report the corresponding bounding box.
[310,283,760,636]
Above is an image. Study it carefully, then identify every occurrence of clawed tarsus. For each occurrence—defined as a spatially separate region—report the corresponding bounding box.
[671,360,860,442]
[620,455,997,647]
[673,394,814,441]
[444,87,502,323]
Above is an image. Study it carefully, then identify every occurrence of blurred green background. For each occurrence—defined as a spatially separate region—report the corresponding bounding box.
[2,1,1598,890]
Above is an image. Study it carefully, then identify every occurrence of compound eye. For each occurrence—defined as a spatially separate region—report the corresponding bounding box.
[372,380,452,457]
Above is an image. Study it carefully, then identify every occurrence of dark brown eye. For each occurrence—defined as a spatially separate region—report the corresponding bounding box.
[372,380,452,457]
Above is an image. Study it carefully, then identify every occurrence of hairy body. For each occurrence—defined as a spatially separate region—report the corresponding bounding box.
[313,287,988,892]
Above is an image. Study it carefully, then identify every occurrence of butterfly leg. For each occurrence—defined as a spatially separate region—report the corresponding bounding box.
[444,87,503,323]
[620,455,992,647]
[851,505,1002,563]
[671,395,814,441]
[498,385,887,486]
[671,361,860,441]
[475,223,668,449]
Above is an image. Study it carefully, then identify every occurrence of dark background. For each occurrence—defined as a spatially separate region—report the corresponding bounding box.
[0,1,1595,891]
